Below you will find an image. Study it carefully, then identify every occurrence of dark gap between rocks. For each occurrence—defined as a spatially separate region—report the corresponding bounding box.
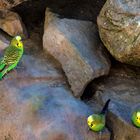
[81,80,96,101]
[13,0,106,29]
[81,76,106,101]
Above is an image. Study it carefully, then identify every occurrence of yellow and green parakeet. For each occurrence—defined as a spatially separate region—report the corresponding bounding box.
[131,110,140,128]
[0,35,23,80]
[87,99,111,132]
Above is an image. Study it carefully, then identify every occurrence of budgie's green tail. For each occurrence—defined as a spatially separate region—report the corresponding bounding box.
[0,72,3,80]
[0,62,18,80]
[0,59,5,71]
[100,99,111,115]
[0,59,6,80]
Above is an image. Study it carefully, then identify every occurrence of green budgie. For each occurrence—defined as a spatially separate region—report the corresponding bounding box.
[0,35,23,80]
[87,99,111,132]
[131,110,140,128]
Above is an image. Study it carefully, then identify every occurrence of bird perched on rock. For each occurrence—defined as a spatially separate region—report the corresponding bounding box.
[87,99,111,132]
[131,110,140,128]
[0,35,23,79]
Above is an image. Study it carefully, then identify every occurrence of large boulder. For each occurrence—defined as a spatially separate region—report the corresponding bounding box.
[0,10,27,37]
[97,0,140,66]
[43,9,110,98]
[0,30,110,140]
[87,64,140,140]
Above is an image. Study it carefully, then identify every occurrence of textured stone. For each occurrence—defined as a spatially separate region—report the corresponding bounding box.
[107,102,140,140]
[0,29,110,140]
[87,64,140,140]
[97,0,140,66]
[43,9,110,98]
[0,0,27,10]
[0,32,9,50]
[0,10,27,37]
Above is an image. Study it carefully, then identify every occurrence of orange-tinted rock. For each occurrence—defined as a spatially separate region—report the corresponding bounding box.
[97,0,140,66]
[0,10,27,37]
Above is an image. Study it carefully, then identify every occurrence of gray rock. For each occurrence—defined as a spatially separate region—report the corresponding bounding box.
[97,0,140,66]
[0,29,110,140]
[43,9,110,98]
[87,64,140,140]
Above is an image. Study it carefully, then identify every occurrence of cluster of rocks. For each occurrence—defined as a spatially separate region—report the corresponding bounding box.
[0,0,139,140]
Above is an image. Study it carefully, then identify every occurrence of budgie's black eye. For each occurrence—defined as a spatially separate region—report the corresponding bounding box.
[17,43,19,46]
[91,123,93,127]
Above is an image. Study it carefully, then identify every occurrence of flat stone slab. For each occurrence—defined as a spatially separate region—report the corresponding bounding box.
[0,29,110,140]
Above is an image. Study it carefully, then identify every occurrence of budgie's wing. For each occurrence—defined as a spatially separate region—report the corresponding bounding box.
[94,123,105,131]
[92,115,105,131]
[4,46,21,64]
[93,115,105,124]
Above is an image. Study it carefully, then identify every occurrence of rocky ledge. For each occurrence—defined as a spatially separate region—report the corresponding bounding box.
[0,29,110,140]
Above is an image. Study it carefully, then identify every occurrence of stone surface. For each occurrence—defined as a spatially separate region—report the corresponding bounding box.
[43,9,110,98]
[0,10,27,37]
[86,63,140,140]
[0,0,27,10]
[0,28,110,140]
[0,81,110,140]
[97,0,140,66]
[0,32,9,50]
[106,102,140,140]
